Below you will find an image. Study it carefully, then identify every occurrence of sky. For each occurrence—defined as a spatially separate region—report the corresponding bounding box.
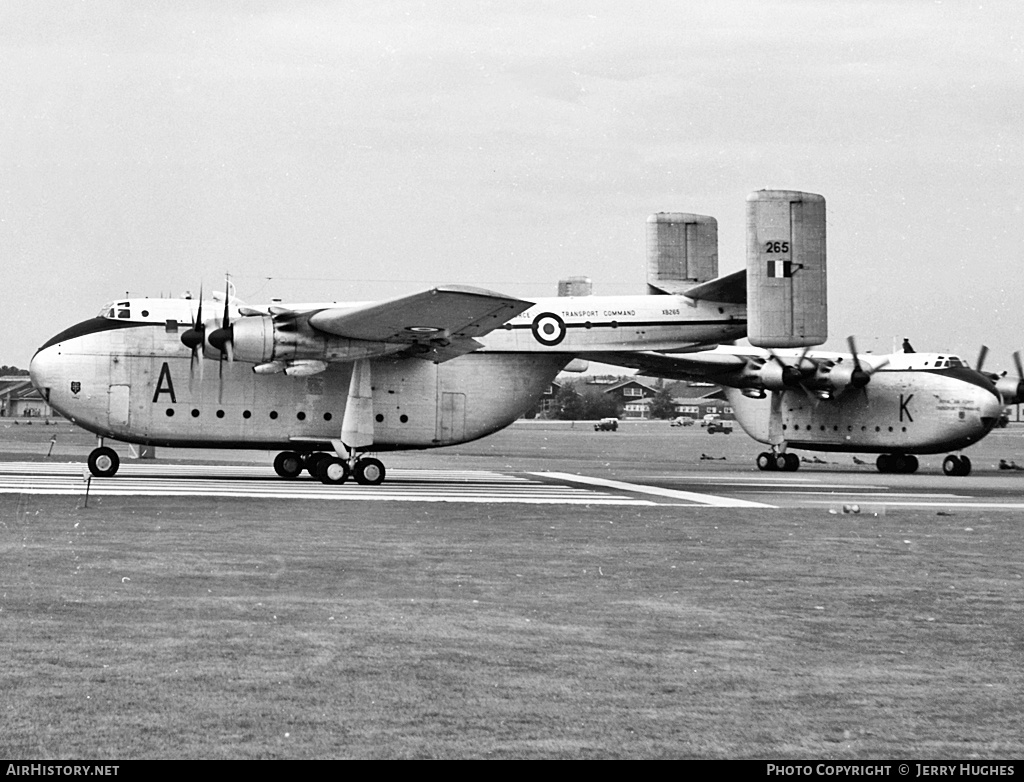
[2,1,1022,372]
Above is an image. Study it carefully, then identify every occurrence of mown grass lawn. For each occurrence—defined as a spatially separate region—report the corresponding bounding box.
[2,493,1022,759]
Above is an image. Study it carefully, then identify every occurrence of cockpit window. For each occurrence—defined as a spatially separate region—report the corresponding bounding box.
[117,308,131,319]
[948,357,964,367]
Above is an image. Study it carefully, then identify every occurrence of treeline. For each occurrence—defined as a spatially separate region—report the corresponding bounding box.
[1,365,28,376]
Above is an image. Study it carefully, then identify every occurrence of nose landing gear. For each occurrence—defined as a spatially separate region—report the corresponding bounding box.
[942,454,972,476]
[87,446,120,477]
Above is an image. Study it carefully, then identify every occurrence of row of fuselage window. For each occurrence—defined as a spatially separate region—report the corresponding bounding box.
[784,424,908,433]
[164,409,409,424]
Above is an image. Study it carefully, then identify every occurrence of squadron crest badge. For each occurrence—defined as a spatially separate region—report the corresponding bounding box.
[70,381,81,395]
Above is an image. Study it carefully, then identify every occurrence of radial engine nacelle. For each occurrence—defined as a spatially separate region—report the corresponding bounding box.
[226,313,405,365]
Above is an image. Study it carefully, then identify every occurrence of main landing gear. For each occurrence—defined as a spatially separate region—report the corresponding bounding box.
[273,450,386,486]
[875,453,970,475]
[756,450,799,472]
[874,454,919,474]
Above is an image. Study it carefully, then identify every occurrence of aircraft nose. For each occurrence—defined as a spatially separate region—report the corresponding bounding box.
[29,345,54,394]
[979,388,1005,432]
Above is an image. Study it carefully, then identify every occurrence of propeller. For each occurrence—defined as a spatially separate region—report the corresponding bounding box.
[994,350,1024,405]
[824,336,889,397]
[205,276,235,402]
[846,336,888,390]
[180,285,205,390]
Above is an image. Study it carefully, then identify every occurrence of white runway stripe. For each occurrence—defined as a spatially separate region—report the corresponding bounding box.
[534,471,776,508]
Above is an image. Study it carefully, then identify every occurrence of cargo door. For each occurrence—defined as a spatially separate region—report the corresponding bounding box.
[438,391,466,444]
[108,384,130,429]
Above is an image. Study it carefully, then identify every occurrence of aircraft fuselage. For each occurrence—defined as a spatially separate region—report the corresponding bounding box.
[726,364,1003,455]
[30,316,568,452]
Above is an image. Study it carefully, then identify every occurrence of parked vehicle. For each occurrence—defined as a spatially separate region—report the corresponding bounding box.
[706,420,733,434]
[670,417,695,427]
[594,417,619,432]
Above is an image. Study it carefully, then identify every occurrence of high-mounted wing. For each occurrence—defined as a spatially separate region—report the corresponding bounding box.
[308,285,531,344]
[587,349,751,382]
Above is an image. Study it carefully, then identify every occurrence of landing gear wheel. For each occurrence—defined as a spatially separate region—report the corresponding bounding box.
[773,454,789,471]
[87,447,120,478]
[876,454,892,473]
[943,455,971,476]
[354,458,386,486]
[756,452,775,471]
[903,455,919,474]
[783,453,800,472]
[273,451,304,479]
[303,451,328,477]
[317,457,350,485]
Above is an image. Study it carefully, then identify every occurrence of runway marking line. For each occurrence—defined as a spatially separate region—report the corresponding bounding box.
[0,462,774,508]
[533,472,776,508]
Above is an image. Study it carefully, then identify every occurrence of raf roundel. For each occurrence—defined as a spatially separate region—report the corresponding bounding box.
[531,312,567,346]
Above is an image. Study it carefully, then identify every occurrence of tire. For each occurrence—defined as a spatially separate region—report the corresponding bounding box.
[87,447,120,478]
[783,453,800,472]
[273,451,303,479]
[354,458,386,486]
[942,455,970,477]
[756,452,774,471]
[317,457,350,485]
[303,451,328,477]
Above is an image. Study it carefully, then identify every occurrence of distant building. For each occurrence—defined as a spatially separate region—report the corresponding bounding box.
[526,380,562,418]
[0,376,52,418]
[670,383,734,421]
[604,379,659,419]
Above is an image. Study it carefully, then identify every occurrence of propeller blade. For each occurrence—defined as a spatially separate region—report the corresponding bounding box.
[976,345,989,374]
[182,285,205,392]
[845,335,887,390]
[1014,351,1023,382]
[220,274,233,364]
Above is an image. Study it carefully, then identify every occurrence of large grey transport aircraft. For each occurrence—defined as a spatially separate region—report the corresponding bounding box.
[30,190,828,485]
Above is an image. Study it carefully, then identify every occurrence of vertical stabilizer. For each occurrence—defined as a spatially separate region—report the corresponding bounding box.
[746,190,827,347]
[558,277,593,296]
[646,213,718,294]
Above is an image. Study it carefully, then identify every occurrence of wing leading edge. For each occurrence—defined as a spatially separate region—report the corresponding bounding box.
[306,286,532,361]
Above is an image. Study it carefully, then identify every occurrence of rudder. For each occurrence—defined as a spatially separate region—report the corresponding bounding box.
[746,190,827,348]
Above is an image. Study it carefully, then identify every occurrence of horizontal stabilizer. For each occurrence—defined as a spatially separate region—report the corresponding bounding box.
[683,270,746,304]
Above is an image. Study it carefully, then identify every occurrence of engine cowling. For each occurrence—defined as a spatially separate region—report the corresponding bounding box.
[995,376,1024,405]
[228,314,403,365]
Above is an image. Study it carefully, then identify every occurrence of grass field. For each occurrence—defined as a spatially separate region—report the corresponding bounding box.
[2,420,1024,758]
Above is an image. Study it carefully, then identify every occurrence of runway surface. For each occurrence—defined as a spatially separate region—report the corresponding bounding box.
[4,460,1024,511]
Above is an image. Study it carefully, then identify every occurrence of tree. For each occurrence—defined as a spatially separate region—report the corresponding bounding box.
[648,386,677,419]
[0,365,28,376]
[553,380,586,420]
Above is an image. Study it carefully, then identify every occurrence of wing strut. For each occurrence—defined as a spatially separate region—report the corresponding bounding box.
[337,358,374,456]
[767,390,786,448]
